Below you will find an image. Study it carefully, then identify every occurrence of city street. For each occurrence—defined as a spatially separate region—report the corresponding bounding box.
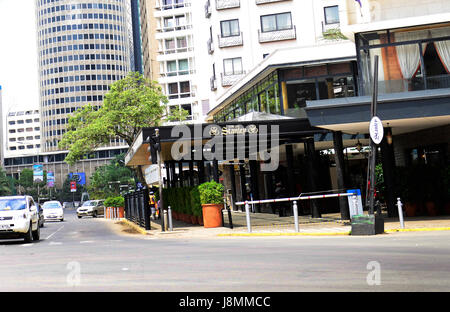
[1,209,450,292]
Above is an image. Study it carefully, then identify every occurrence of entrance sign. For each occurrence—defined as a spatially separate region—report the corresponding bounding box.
[347,189,363,218]
[369,116,384,145]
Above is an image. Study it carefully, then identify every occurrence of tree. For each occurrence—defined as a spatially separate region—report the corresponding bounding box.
[59,72,171,183]
[88,153,136,199]
[0,168,12,196]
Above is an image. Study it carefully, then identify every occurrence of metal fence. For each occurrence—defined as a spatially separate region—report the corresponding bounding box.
[124,188,151,230]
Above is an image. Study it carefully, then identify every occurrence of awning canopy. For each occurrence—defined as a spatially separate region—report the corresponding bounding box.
[305,88,450,135]
[125,118,329,167]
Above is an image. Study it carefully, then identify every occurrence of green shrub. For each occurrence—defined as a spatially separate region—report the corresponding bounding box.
[104,196,125,207]
[198,181,224,205]
[190,187,202,217]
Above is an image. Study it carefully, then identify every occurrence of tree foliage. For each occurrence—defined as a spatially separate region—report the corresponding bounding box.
[0,168,13,196]
[88,153,136,199]
[59,72,168,166]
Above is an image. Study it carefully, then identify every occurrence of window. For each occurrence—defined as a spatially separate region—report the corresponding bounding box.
[223,57,243,75]
[221,19,239,37]
[324,6,339,25]
[261,12,292,32]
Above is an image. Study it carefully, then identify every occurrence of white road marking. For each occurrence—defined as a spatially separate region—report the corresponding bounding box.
[46,225,65,240]
[80,240,95,244]
[49,242,62,246]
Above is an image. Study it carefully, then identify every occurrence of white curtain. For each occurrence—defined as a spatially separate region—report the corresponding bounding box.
[395,30,428,79]
[430,28,450,73]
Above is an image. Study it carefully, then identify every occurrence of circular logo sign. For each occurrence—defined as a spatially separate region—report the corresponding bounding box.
[369,116,384,145]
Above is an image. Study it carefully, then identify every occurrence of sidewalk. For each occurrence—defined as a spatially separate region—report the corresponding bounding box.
[110,211,450,238]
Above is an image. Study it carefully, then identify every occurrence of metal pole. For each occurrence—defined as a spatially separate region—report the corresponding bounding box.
[168,205,173,231]
[245,202,252,233]
[157,149,165,232]
[397,198,405,229]
[368,55,379,215]
[293,201,299,232]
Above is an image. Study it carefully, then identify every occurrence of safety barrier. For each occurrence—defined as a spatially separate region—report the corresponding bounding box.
[235,191,357,233]
[124,188,151,230]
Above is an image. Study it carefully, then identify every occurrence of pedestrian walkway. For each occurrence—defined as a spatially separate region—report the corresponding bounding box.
[108,210,450,239]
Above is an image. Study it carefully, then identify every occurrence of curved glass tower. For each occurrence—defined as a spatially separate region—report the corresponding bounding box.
[36,0,131,152]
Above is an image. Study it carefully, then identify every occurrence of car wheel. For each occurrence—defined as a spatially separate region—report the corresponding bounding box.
[23,222,33,243]
[78,216,82,219]
[93,211,98,218]
[32,223,40,241]
[60,218,64,222]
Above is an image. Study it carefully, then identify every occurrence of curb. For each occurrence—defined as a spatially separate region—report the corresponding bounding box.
[120,219,150,235]
[385,227,450,233]
[217,232,351,237]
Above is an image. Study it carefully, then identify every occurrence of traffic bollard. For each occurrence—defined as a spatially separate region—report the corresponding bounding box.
[397,198,405,229]
[245,202,252,233]
[168,206,173,232]
[293,201,299,232]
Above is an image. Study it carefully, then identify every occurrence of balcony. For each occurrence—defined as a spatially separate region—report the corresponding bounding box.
[216,0,240,10]
[221,71,245,87]
[258,26,296,43]
[155,1,190,11]
[205,0,211,18]
[210,76,217,91]
[218,32,243,48]
[207,38,214,54]
[256,0,291,4]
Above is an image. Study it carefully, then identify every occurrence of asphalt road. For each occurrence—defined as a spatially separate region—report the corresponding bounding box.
[1,209,449,292]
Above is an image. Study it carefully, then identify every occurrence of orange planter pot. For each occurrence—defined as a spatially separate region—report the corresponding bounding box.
[202,204,223,228]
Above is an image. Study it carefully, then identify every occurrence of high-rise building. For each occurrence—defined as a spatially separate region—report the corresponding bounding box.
[35,0,132,152]
[5,109,41,158]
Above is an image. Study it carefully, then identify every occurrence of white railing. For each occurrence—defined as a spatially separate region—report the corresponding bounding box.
[258,26,296,43]
[235,191,357,233]
[218,33,243,48]
[221,71,245,86]
[216,0,240,10]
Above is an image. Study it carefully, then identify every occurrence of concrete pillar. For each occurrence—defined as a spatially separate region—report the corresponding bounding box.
[333,131,350,220]
[305,138,321,218]
[381,127,397,217]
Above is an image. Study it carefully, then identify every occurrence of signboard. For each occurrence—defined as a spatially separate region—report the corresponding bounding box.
[369,116,384,145]
[68,172,86,185]
[33,164,44,183]
[347,189,364,218]
[70,181,77,193]
[47,172,55,188]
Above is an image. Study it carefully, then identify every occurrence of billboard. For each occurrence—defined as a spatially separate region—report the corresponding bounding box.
[47,171,55,188]
[68,172,86,185]
[33,164,44,183]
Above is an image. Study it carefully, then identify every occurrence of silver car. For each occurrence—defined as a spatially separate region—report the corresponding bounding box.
[76,200,105,218]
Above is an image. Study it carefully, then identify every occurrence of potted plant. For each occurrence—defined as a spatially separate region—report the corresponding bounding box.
[198,181,224,228]
[190,187,203,225]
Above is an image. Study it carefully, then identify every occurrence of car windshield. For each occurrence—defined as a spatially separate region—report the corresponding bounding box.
[82,201,97,207]
[0,198,27,211]
[43,202,61,209]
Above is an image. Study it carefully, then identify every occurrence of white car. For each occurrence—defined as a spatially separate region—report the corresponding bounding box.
[42,201,64,222]
[0,196,40,243]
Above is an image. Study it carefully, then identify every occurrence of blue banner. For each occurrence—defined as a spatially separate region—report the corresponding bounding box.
[33,164,44,183]
[69,172,86,185]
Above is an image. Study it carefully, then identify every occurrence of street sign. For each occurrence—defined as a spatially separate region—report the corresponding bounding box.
[369,116,384,145]
[70,181,77,193]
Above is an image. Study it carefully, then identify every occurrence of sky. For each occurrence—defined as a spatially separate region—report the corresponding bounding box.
[0,0,39,113]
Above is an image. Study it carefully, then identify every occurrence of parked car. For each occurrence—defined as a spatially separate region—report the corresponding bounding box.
[37,203,44,228]
[77,200,105,218]
[0,196,41,243]
[42,201,64,222]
